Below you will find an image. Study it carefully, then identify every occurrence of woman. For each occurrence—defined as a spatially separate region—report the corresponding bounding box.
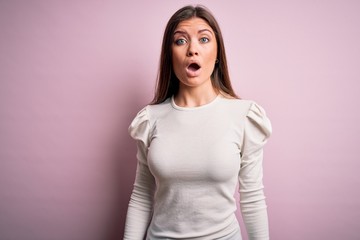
[124,5,271,240]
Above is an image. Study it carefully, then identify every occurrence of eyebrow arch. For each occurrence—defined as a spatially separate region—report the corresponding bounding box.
[198,29,213,35]
[173,30,188,35]
[173,28,214,36]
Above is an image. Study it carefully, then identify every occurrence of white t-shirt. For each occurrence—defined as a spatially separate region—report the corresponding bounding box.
[124,95,272,240]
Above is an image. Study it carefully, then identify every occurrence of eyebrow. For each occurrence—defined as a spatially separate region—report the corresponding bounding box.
[173,28,214,36]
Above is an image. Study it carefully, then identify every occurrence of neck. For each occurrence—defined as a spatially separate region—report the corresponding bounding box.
[174,84,218,108]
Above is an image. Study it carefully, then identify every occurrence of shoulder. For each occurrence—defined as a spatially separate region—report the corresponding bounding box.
[218,95,269,114]
[129,98,172,134]
[146,98,173,121]
[242,100,272,140]
[218,95,271,131]
[217,95,255,116]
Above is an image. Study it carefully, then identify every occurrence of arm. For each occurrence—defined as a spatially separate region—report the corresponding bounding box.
[239,102,272,240]
[124,108,156,240]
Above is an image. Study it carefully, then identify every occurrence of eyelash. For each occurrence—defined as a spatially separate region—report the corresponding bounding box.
[175,39,187,45]
[174,37,210,45]
[200,37,209,43]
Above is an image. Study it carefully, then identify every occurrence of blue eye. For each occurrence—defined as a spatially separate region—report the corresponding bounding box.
[200,37,209,43]
[175,39,187,45]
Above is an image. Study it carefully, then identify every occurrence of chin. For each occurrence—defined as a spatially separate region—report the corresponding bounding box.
[181,79,210,88]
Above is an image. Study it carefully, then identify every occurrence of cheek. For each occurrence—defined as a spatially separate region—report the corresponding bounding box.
[171,54,182,79]
[171,50,184,71]
[171,49,178,65]
[205,47,217,67]
[211,44,218,59]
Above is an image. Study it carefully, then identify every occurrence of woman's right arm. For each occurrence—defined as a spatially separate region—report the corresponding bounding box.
[124,107,156,240]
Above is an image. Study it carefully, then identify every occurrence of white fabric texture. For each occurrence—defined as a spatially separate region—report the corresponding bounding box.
[124,95,272,240]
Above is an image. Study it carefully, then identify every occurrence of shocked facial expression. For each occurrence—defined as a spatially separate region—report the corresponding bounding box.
[172,17,218,90]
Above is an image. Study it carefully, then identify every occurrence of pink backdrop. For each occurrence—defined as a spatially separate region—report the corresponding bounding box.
[1,1,359,239]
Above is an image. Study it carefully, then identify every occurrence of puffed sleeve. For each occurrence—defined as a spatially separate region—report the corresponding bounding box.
[124,107,156,240]
[239,102,272,240]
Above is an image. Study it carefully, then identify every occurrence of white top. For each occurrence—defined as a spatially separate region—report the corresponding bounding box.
[124,95,272,240]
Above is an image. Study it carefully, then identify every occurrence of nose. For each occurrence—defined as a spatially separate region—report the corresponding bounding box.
[187,41,199,57]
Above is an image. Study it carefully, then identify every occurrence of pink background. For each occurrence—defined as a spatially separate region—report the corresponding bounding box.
[1,1,359,239]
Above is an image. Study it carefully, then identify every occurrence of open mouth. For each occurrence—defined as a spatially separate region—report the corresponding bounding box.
[187,63,201,72]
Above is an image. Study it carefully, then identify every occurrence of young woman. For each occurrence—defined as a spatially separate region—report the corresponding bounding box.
[124,5,271,240]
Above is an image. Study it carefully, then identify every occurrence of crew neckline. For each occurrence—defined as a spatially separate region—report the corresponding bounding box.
[171,94,221,111]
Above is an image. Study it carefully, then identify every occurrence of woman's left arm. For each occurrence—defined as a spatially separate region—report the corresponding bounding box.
[239,102,272,240]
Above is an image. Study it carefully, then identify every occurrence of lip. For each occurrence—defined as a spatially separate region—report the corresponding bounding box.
[185,60,201,77]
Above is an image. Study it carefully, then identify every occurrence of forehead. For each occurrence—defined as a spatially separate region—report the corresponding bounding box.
[175,17,214,33]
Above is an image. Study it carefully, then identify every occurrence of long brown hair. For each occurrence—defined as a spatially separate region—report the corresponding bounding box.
[151,5,238,104]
